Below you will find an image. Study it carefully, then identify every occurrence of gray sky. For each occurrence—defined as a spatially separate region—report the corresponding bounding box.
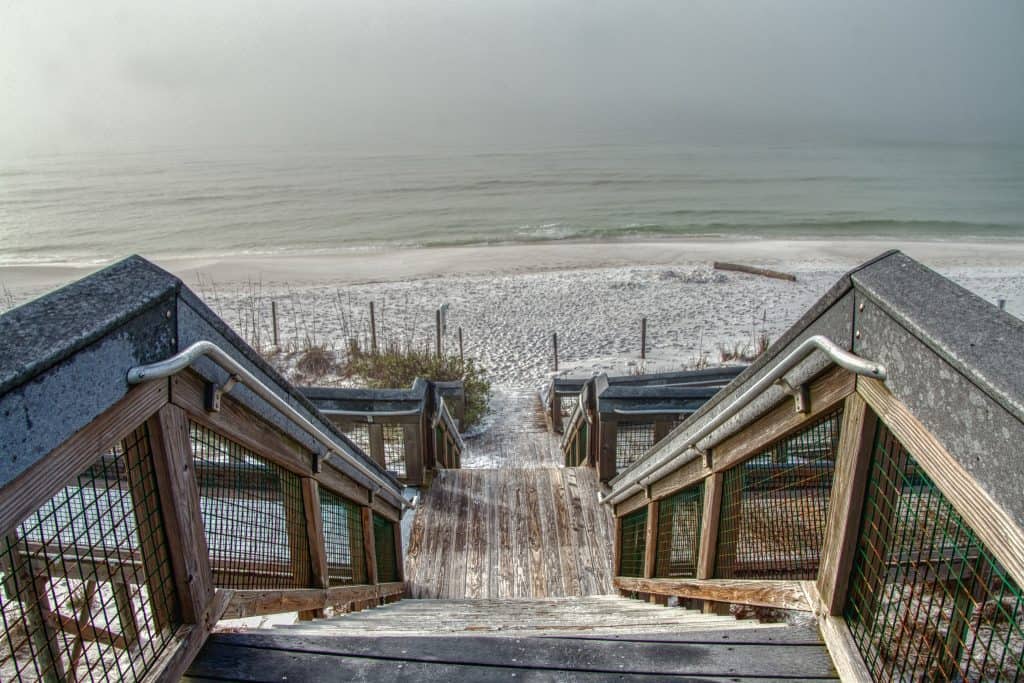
[2,0,1022,154]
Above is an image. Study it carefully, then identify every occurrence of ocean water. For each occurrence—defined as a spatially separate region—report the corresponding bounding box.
[1,141,1023,266]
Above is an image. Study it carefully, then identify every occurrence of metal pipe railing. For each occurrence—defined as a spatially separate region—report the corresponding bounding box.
[127,341,411,509]
[613,408,695,416]
[321,407,421,418]
[601,335,885,506]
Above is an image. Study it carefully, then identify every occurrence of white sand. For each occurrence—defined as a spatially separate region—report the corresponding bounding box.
[2,239,1021,392]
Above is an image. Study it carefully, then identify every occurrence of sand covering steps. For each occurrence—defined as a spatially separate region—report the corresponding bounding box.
[271,596,779,637]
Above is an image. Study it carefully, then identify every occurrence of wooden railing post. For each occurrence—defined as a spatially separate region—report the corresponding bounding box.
[599,420,618,481]
[698,470,725,613]
[148,404,214,625]
[818,392,876,615]
[612,516,623,583]
[362,507,378,586]
[368,424,386,469]
[299,478,329,620]
[643,500,660,603]
[404,423,421,484]
[393,516,405,584]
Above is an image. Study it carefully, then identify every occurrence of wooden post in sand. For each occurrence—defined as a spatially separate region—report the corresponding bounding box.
[271,301,280,350]
[553,333,559,371]
[459,328,464,364]
[436,309,442,359]
[641,318,647,359]
[369,302,378,355]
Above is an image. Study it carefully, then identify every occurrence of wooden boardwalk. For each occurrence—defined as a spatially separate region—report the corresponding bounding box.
[461,388,562,468]
[405,467,614,598]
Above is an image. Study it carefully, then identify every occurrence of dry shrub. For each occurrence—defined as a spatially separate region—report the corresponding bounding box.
[295,345,339,381]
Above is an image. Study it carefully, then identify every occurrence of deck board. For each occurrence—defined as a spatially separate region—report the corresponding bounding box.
[187,631,837,681]
[406,467,614,599]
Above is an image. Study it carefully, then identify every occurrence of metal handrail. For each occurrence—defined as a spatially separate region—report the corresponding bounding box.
[613,408,695,416]
[601,335,885,506]
[321,407,421,418]
[127,341,411,509]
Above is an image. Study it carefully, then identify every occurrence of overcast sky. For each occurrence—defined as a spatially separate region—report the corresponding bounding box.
[2,0,1022,155]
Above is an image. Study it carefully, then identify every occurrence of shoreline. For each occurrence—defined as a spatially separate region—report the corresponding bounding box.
[3,237,1024,293]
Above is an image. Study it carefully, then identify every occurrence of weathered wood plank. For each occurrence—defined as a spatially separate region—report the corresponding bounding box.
[713,261,797,282]
[525,470,547,597]
[220,582,405,619]
[149,403,214,625]
[551,468,582,595]
[817,392,875,615]
[613,577,813,612]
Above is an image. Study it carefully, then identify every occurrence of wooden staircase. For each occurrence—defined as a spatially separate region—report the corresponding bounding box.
[189,597,837,680]
[269,595,769,637]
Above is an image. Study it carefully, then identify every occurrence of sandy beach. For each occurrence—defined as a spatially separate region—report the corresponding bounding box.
[4,238,1020,392]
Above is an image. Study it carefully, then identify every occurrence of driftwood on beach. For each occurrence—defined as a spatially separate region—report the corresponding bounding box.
[713,261,797,282]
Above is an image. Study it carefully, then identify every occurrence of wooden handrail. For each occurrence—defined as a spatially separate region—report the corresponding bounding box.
[221,582,406,619]
[613,577,814,612]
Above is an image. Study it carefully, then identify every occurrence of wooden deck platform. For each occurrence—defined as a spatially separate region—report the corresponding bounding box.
[188,600,836,681]
[405,467,615,598]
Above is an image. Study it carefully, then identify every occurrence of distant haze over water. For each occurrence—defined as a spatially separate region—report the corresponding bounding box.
[2,141,1023,266]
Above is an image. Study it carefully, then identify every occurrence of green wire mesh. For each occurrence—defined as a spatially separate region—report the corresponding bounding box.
[615,422,656,472]
[381,426,406,478]
[318,488,367,586]
[559,395,576,420]
[715,407,842,579]
[0,425,180,682]
[618,507,648,578]
[372,513,399,583]
[655,484,703,579]
[189,422,311,589]
[341,423,371,455]
[845,421,1024,682]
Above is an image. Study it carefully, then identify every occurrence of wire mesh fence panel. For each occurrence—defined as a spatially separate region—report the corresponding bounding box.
[342,423,371,455]
[715,407,842,579]
[189,422,311,589]
[615,422,656,472]
[381,425,406,478]
[655,484,703,578]
[0,425,180,682]
[318,488,367,586]
[559,395,577,419]
[845,421,1024,682]
[618,507,648,578]
[372,514,399,583]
